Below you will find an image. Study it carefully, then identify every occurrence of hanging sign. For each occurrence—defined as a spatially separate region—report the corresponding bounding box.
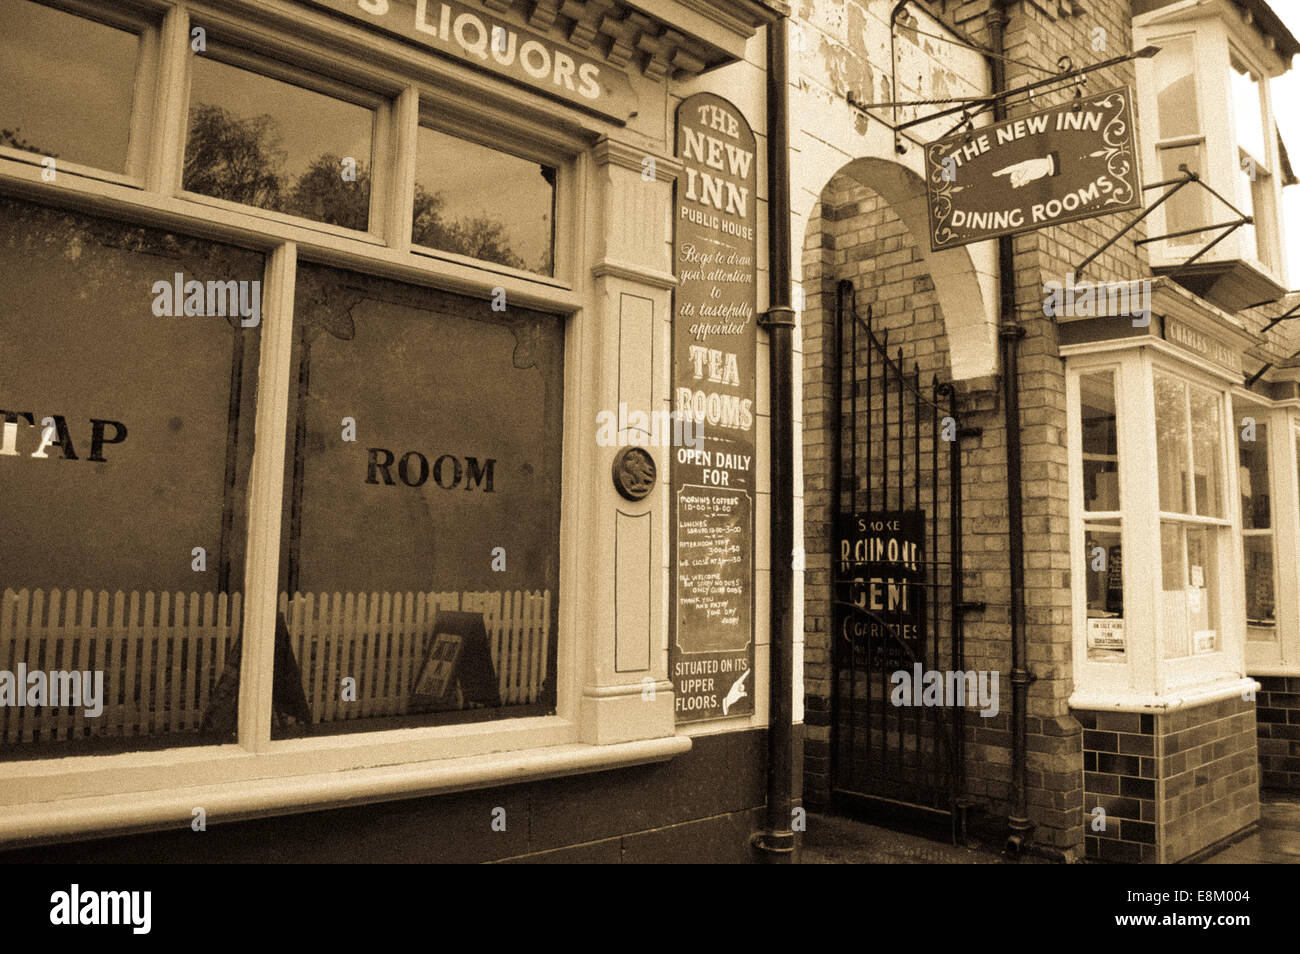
[671,93,757,723]
[924,86,1142,250]
[835,511,926,670]
[302,0,637,122]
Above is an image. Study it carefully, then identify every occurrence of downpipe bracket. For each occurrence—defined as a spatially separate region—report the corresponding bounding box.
[751,829,797,859]
[759,305,797,329]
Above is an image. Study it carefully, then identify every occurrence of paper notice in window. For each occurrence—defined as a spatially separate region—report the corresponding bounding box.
[1190,565,1204,587]
[1188,588,1202,613]
[1087,618,1125,653]
[1194,630,1217,654]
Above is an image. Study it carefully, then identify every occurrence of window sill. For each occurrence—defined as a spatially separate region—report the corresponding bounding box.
[1070,676,1258,713]
[0,735,691,850]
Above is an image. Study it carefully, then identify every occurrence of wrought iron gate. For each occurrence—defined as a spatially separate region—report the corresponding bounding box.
[829,279,980,834]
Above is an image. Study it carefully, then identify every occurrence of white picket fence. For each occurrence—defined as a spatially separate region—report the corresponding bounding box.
[279,589,552,723]
[0,587,551,742]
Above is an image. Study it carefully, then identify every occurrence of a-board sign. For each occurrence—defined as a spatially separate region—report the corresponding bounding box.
[835,511,927,670]
[670,92,758,723]
[924,87,1142,250]
[412,610,500,709]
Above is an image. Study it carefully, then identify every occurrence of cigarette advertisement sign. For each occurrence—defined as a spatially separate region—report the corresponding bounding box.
[924,86,1141,250]
[836,511,926,670]
[671,93,757,723]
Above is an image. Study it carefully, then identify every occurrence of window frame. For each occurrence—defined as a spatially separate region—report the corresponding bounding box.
[1067,345,1248,704]
[1226,44,1282,274]
[1233,396,1278,638]
[0,0,160,187]
[411,108,567,281]
[177,32,395,243]
[0,0,687,842]
[1134,14,1289,282]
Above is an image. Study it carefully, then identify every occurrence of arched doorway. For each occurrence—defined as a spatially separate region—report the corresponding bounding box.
[800,160,994,832]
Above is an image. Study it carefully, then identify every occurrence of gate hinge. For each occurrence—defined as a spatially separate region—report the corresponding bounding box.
[956,601,986,613]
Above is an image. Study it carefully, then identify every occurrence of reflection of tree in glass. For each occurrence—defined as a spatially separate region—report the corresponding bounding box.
[184,104,531,265]
[287,153,370,232]
[411,185,524,270]
[1,128,54,156]
[184,105,286,211]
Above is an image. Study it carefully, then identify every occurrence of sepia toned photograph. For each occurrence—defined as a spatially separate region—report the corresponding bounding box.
[1,0,1299,926]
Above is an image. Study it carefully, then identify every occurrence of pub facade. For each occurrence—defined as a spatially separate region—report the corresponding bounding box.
[0,0,796,863]
[2,0,1299,866]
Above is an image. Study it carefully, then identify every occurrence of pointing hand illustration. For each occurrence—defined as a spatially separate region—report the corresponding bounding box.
[722,669,750,715]
[992,153,1058,188]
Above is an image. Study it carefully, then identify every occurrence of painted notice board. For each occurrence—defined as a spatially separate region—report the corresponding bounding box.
[670,93,757,723]
[835,511,926,670]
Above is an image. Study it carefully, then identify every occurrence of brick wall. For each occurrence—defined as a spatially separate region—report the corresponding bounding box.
[1256,676,1300,791]
[1080,697,1259,863]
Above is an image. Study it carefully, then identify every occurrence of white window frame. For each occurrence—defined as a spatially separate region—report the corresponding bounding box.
[1244,404,1300,674]
[1067,344,1249,707]
[1135,8,1290,285]
[0,0,688,846]
[1233,396,1279,639]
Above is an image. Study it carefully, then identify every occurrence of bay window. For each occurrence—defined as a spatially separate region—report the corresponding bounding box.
[1067,329,1250,705]
[1135,6,1292,300]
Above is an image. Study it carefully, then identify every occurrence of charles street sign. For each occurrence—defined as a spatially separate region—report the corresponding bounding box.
[924,86,1142,251]
[302,0,638,122]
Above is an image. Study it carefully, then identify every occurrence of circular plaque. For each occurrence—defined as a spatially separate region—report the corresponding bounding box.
[612,447,656,501]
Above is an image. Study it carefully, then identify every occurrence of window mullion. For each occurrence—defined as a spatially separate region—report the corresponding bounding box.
[237,241,298,752]
[387,86,420,255]
[146,4,191,195]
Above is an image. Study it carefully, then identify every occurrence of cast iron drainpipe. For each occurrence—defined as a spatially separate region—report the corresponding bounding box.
[752,13,796,864]
[987,0,1034,856]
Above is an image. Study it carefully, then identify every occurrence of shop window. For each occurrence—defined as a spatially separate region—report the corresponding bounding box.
[1081,372,1120,512]
[0,0,148,176]
[413,125,556,276]
[1237,405,1275,638]
[275,262,563,737]
[1154,371,1228,657]
[1078,372,1124,661]
[184,53,375,231]
[0,196,262,755]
